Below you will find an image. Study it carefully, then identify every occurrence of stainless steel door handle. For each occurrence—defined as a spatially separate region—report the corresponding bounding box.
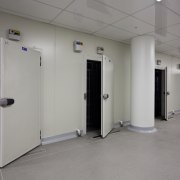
[0,98,15,107]
[103,94,109,100]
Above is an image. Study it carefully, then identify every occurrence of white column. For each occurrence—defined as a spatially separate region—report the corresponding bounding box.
[129,36,156,133]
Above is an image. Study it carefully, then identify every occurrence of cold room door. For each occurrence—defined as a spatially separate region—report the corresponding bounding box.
[0,39,41,167]
[101,55,114,138]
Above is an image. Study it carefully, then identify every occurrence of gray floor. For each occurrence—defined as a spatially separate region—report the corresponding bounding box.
[1,117,180,180]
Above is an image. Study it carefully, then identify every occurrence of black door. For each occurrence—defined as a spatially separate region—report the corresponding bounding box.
[155,70,162,117]
[86,60,101,131]
[155,69,166,119]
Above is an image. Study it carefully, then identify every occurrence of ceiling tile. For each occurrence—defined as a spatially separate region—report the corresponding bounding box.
[133,5,155,26]
[166,0,180,16]
[95,0,154,14]
[0,0,60,22]
[95,26,137,41]
[148,31,178,43]
[165,49,180,58]
[166,39,180,48]
[167,24,180,37]
[133,4,180,28]
[66,0,127,24]
[53,11,107,33]
[121,38,131,45]
[155,43,175,52]
[34,0,74,9]
[113,16,154,35]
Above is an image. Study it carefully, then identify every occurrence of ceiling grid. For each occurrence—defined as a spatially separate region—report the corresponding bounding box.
[0,0,180,57]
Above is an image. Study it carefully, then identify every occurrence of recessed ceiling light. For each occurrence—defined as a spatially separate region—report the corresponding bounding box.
[156,0,162,2]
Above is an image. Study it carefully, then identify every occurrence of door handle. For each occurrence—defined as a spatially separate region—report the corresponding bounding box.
[0,98,15,107]
[103,94,109,100]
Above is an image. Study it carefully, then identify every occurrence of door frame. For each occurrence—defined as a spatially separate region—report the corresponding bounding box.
[82,55,102,135]
[155,67,168,120]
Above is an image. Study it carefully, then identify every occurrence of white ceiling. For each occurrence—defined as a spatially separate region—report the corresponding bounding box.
[1,0,180,57]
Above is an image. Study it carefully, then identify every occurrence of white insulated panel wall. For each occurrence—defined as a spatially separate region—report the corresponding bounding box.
[0,11,180,139]
[0,12,125,138]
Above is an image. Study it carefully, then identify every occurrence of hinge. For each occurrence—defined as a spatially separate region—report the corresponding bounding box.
[84,93,87,100]
[40,130,42,139]
[40,56,42,66]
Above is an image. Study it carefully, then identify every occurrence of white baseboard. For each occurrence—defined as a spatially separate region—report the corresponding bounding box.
[41,131,79,145]
[42,121,131,145]
[175,110,180,115]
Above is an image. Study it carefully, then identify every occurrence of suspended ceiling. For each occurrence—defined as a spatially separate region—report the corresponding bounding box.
[0,0,180,57]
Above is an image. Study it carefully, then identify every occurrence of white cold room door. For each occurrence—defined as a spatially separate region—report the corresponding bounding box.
[0,39,41,167]
[101,55,114,138]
